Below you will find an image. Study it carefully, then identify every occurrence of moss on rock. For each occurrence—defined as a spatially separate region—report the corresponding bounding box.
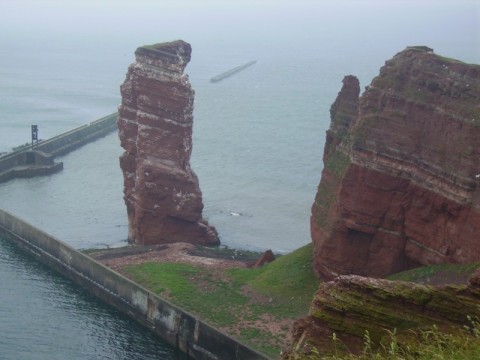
[286,272,480,358]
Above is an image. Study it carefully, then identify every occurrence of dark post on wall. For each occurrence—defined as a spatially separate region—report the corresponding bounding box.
[31,125,38,148]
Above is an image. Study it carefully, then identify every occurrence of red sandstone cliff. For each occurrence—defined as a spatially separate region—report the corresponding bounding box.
[311,47,480,278]
[117,40,219,246]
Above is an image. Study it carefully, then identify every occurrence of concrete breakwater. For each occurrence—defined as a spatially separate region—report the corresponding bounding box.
[0,113,117,184]
[0,208,269,360]
[210,61,257,83]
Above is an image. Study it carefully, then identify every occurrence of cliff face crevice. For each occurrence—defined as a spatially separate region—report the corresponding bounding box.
[311,47,480,279]
[117,41,219,246]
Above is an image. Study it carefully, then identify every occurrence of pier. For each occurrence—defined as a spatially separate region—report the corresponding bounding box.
[210,60,257,83]
[0,113,117,184]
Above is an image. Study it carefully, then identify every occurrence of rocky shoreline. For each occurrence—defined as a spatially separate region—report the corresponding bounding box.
[88,243,267,271]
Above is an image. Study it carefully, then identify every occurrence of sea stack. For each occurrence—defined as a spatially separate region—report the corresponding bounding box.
[311,47,480,278]
[117,40,219,246]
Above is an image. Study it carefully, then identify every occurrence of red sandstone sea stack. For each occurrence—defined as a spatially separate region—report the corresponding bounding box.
[117,40,219,246]
[311,46,480,278]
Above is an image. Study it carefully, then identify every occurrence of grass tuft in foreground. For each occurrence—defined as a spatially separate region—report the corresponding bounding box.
[290,319,480,360]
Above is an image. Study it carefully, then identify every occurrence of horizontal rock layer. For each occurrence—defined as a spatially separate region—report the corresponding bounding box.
[311,47,480,278]
[117,40,219,246]
[286,270,480,357]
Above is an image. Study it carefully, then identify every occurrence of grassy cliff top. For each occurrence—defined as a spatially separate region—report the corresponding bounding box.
[118,243,319,358]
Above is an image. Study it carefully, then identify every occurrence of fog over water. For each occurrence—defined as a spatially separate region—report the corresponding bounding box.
[0,0,478,358]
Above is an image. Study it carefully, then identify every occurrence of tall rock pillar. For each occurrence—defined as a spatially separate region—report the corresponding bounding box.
[117,40,219,246]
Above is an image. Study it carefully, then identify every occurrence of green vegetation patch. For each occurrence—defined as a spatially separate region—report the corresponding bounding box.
[387,261,480,284]
[124,262,250,326]
[311,149,350,229]
[229,243,319,317]
[324,150,351,178]
[121,243,320,358]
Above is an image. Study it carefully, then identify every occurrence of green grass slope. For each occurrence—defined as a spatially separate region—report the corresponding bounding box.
[121,243,320,358]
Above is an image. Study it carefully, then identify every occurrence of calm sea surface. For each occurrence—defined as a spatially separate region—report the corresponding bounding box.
[0,237,187,360]
[0,1,477,358]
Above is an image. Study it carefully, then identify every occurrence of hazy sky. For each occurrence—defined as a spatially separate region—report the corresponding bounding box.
[1,0,478,63]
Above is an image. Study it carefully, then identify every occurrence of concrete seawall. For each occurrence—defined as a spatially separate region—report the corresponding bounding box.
[0,113,117,183]
[0,208,270,360]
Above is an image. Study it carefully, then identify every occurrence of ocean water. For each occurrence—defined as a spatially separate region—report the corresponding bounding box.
[0,236,187,360]
[0,0,478,358]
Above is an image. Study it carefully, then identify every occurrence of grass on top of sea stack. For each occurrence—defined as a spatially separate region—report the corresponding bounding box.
[120,243,319,358]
